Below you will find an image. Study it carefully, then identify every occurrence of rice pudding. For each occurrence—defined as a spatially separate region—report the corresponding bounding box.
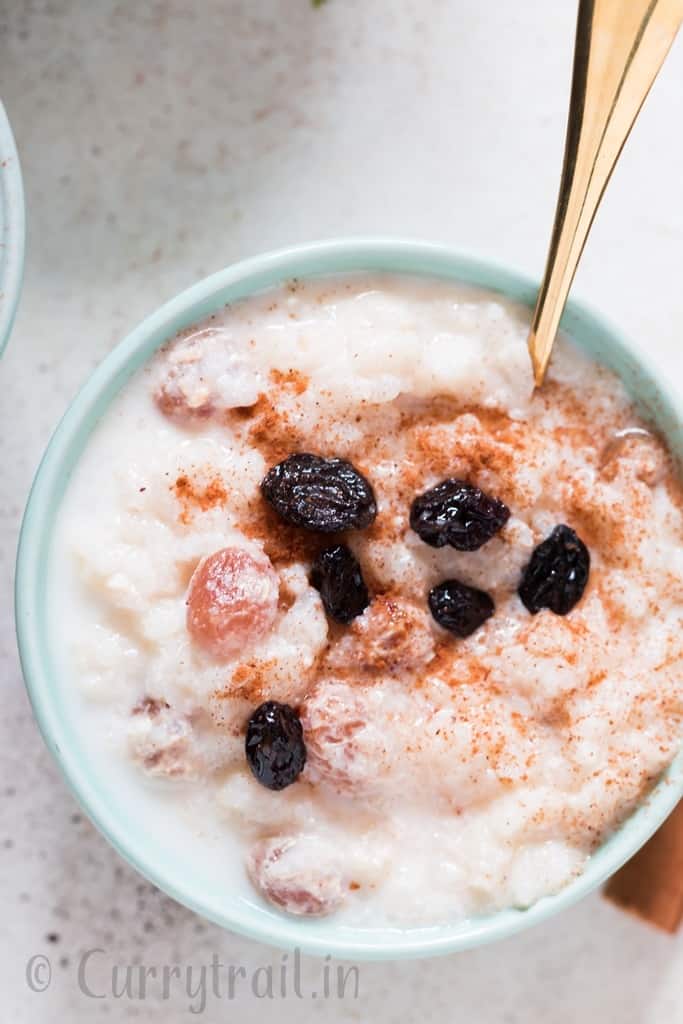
[50,274,683,925]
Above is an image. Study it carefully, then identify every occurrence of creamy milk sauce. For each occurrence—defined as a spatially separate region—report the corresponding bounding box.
[50,275,683,925]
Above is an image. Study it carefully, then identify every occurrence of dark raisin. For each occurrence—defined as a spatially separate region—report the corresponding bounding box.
[245,701,306,791]
[310,544,369,623]
[261,454,377,533]
[410,479,510,551]
[428,579,495,637]
[519,524,590,615]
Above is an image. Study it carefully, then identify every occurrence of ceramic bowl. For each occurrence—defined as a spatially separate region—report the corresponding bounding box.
[15,239,683,960]
[0,100,25,356]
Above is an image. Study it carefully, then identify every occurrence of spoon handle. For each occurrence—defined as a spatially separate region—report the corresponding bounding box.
[528,0,683,386]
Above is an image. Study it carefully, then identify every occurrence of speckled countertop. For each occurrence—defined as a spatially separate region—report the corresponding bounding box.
[2,2,683,1020]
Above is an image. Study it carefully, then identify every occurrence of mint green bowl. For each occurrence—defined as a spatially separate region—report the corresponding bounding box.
[15,240,683,960]
[0,99,25,356]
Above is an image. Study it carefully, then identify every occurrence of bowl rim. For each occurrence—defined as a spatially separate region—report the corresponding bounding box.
[0,98,25,357]
[15,237,683,960]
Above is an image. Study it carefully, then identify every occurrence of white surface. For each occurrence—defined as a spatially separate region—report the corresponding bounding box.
[1,0,683,1019]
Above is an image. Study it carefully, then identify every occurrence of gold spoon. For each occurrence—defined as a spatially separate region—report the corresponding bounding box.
[528,0,683,387]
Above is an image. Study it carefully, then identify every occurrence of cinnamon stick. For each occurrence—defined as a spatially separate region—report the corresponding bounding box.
[604,801,683,933]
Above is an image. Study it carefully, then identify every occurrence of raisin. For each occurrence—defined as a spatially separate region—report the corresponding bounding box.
[186,547,278,660]
[428,579,494,637]
[261,454,377,533]
[410,479,510,551]
[310,544,370,624]
[518,524,590,615]
[245,701,307,790]
[247,836,345,917]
